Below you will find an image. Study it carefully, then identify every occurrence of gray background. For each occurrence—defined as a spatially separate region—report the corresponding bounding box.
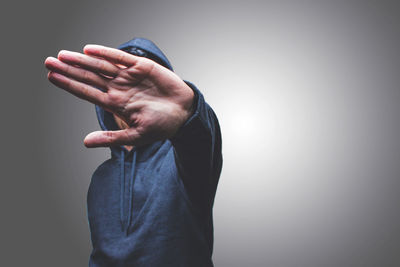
[2,0,400,266]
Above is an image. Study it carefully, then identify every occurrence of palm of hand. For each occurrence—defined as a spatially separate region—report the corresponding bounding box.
[107,60,194,145]
[44,45,194,147]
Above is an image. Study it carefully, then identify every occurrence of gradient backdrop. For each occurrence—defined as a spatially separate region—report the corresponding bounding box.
[3,0,400,266]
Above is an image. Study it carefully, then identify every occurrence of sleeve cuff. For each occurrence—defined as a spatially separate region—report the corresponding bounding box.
[170,81,210,142]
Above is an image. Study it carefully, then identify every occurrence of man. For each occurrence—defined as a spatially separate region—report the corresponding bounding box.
[44,37,223,266]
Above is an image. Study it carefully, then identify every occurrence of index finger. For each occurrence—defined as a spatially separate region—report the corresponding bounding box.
[58,50,120,77]
[83,45,139,67]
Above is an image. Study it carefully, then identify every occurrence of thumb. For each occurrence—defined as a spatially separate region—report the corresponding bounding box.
[83,129,141,148]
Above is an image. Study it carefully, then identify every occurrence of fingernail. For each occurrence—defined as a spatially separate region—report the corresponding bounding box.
[58,50,73,59]
[83,44,100,52]
[44,56,57,66]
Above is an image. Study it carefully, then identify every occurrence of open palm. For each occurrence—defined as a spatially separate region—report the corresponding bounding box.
[45,45,195,147]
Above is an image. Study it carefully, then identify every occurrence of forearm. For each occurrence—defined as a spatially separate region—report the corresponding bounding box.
[170,82,222,182]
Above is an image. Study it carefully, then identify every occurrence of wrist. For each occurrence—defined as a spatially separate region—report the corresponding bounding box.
[180,83,196,121]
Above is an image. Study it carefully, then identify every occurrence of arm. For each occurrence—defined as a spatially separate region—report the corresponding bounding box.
[170,82,223,209]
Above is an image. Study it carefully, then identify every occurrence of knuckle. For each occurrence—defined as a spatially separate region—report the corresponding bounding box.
[83,70,90,81]
[81,85,89,96]
[105,90,124,112]
[127,58,154,80]
[65,63,72,74]
[100,61,106,72]
[118,53,125,63]
[105,131,115,144]
[100,92,110,106]
[141,58,155,76]
[76,53,83,64]
[96,59,104,71]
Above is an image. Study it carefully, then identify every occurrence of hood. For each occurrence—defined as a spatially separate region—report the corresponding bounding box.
[94,37,173,156]
[118,37,173,71]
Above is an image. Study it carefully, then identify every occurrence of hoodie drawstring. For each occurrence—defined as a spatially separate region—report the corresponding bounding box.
[127,151,137,234]
[120,149,138,235]
[120,150,125,230]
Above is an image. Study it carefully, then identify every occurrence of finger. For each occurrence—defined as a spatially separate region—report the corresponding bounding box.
[45,57,107,89]
[83,129,142,148]
[83,44,139,67]
[47,71,109,108]
[57,50,120,77]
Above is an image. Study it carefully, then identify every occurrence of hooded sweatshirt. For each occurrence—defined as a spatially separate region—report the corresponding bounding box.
[87,38,223,267]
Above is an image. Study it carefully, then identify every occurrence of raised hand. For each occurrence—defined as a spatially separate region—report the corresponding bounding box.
[44,45,195,148]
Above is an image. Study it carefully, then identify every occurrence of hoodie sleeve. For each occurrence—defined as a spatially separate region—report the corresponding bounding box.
[170,81,223,209]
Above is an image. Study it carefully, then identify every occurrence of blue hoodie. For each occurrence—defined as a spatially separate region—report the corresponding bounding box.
[87,38,223,267]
